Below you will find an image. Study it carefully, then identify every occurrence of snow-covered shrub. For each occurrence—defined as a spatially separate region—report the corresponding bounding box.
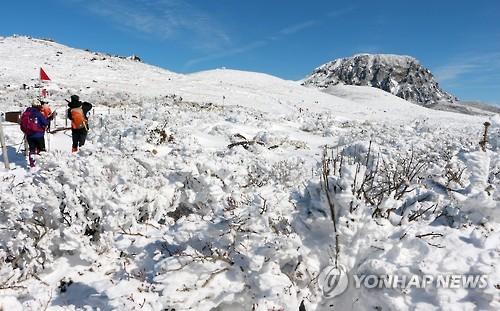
[321,129,498,226]
[1,93,498,310]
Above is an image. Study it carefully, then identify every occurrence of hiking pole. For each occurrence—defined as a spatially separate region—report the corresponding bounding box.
[16,136,25,154]
[24,134,29,157]
[46,130,51,152]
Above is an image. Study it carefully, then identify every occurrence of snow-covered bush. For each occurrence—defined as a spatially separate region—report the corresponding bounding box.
[0,97,498,310]
[321,132,497,226]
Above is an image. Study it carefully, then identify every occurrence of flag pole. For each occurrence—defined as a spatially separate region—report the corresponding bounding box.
[39,67,42,98]
[39,67,51,151]
[39,67,51,97]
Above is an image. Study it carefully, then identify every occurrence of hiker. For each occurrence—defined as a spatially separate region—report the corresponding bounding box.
[40,100,54,131]
[20,98,49,167]
[67,95,92,152]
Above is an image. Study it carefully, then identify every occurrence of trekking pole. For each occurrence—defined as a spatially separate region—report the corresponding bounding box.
[46,130,51,152]
[16,136,25,153]
[24,135,29,157]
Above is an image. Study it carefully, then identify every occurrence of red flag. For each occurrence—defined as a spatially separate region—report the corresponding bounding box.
[42,89,47,97]
[40,68,51,81]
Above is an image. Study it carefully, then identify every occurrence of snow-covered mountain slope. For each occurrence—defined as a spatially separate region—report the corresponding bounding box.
[0,36,487,123]
[0,36,181,92]
[0,36,499,311]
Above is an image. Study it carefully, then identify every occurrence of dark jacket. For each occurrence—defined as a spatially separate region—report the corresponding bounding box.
[25,107,49,138]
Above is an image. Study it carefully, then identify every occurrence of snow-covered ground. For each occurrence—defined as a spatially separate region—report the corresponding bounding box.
[0,36,499,310]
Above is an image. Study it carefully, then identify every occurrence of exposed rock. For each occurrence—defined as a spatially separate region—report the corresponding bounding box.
[301,54,457,106]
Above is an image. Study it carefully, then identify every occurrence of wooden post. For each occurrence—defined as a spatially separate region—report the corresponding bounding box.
[0,115,10,170]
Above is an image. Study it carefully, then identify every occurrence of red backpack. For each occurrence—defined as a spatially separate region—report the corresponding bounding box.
[20,109,44,135]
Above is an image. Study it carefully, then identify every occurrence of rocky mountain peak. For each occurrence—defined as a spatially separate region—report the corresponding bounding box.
[301,53,457,106]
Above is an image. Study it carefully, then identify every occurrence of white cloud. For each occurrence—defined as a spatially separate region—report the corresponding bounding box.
[279,20,318,36]
[434,64,479,82]
[434,52,500,82]
[186,17,321,70]
[327,6,357,18]
[78,0,230,49]
[184,41,266,70]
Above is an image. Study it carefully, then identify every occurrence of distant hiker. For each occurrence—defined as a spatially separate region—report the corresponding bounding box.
[40,100,54,131]
[20,98,49,167]
[67,95,92,152]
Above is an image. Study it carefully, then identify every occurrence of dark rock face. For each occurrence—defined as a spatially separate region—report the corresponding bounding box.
[301,54,457,106]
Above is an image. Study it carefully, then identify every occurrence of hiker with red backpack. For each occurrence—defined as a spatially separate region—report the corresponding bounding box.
[20,98,49,167]
[67,95,92,152]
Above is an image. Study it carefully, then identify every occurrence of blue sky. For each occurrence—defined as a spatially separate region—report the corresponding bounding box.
[2,0,499,105]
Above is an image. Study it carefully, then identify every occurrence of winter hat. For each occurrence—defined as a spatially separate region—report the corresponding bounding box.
[32,98,42,108]
[70,95,80,103]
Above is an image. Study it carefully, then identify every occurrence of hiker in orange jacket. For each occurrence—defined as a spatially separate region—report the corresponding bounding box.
[67,95,92,152]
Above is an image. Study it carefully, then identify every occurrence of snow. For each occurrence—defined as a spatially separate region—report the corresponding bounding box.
[0,35,499,310]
